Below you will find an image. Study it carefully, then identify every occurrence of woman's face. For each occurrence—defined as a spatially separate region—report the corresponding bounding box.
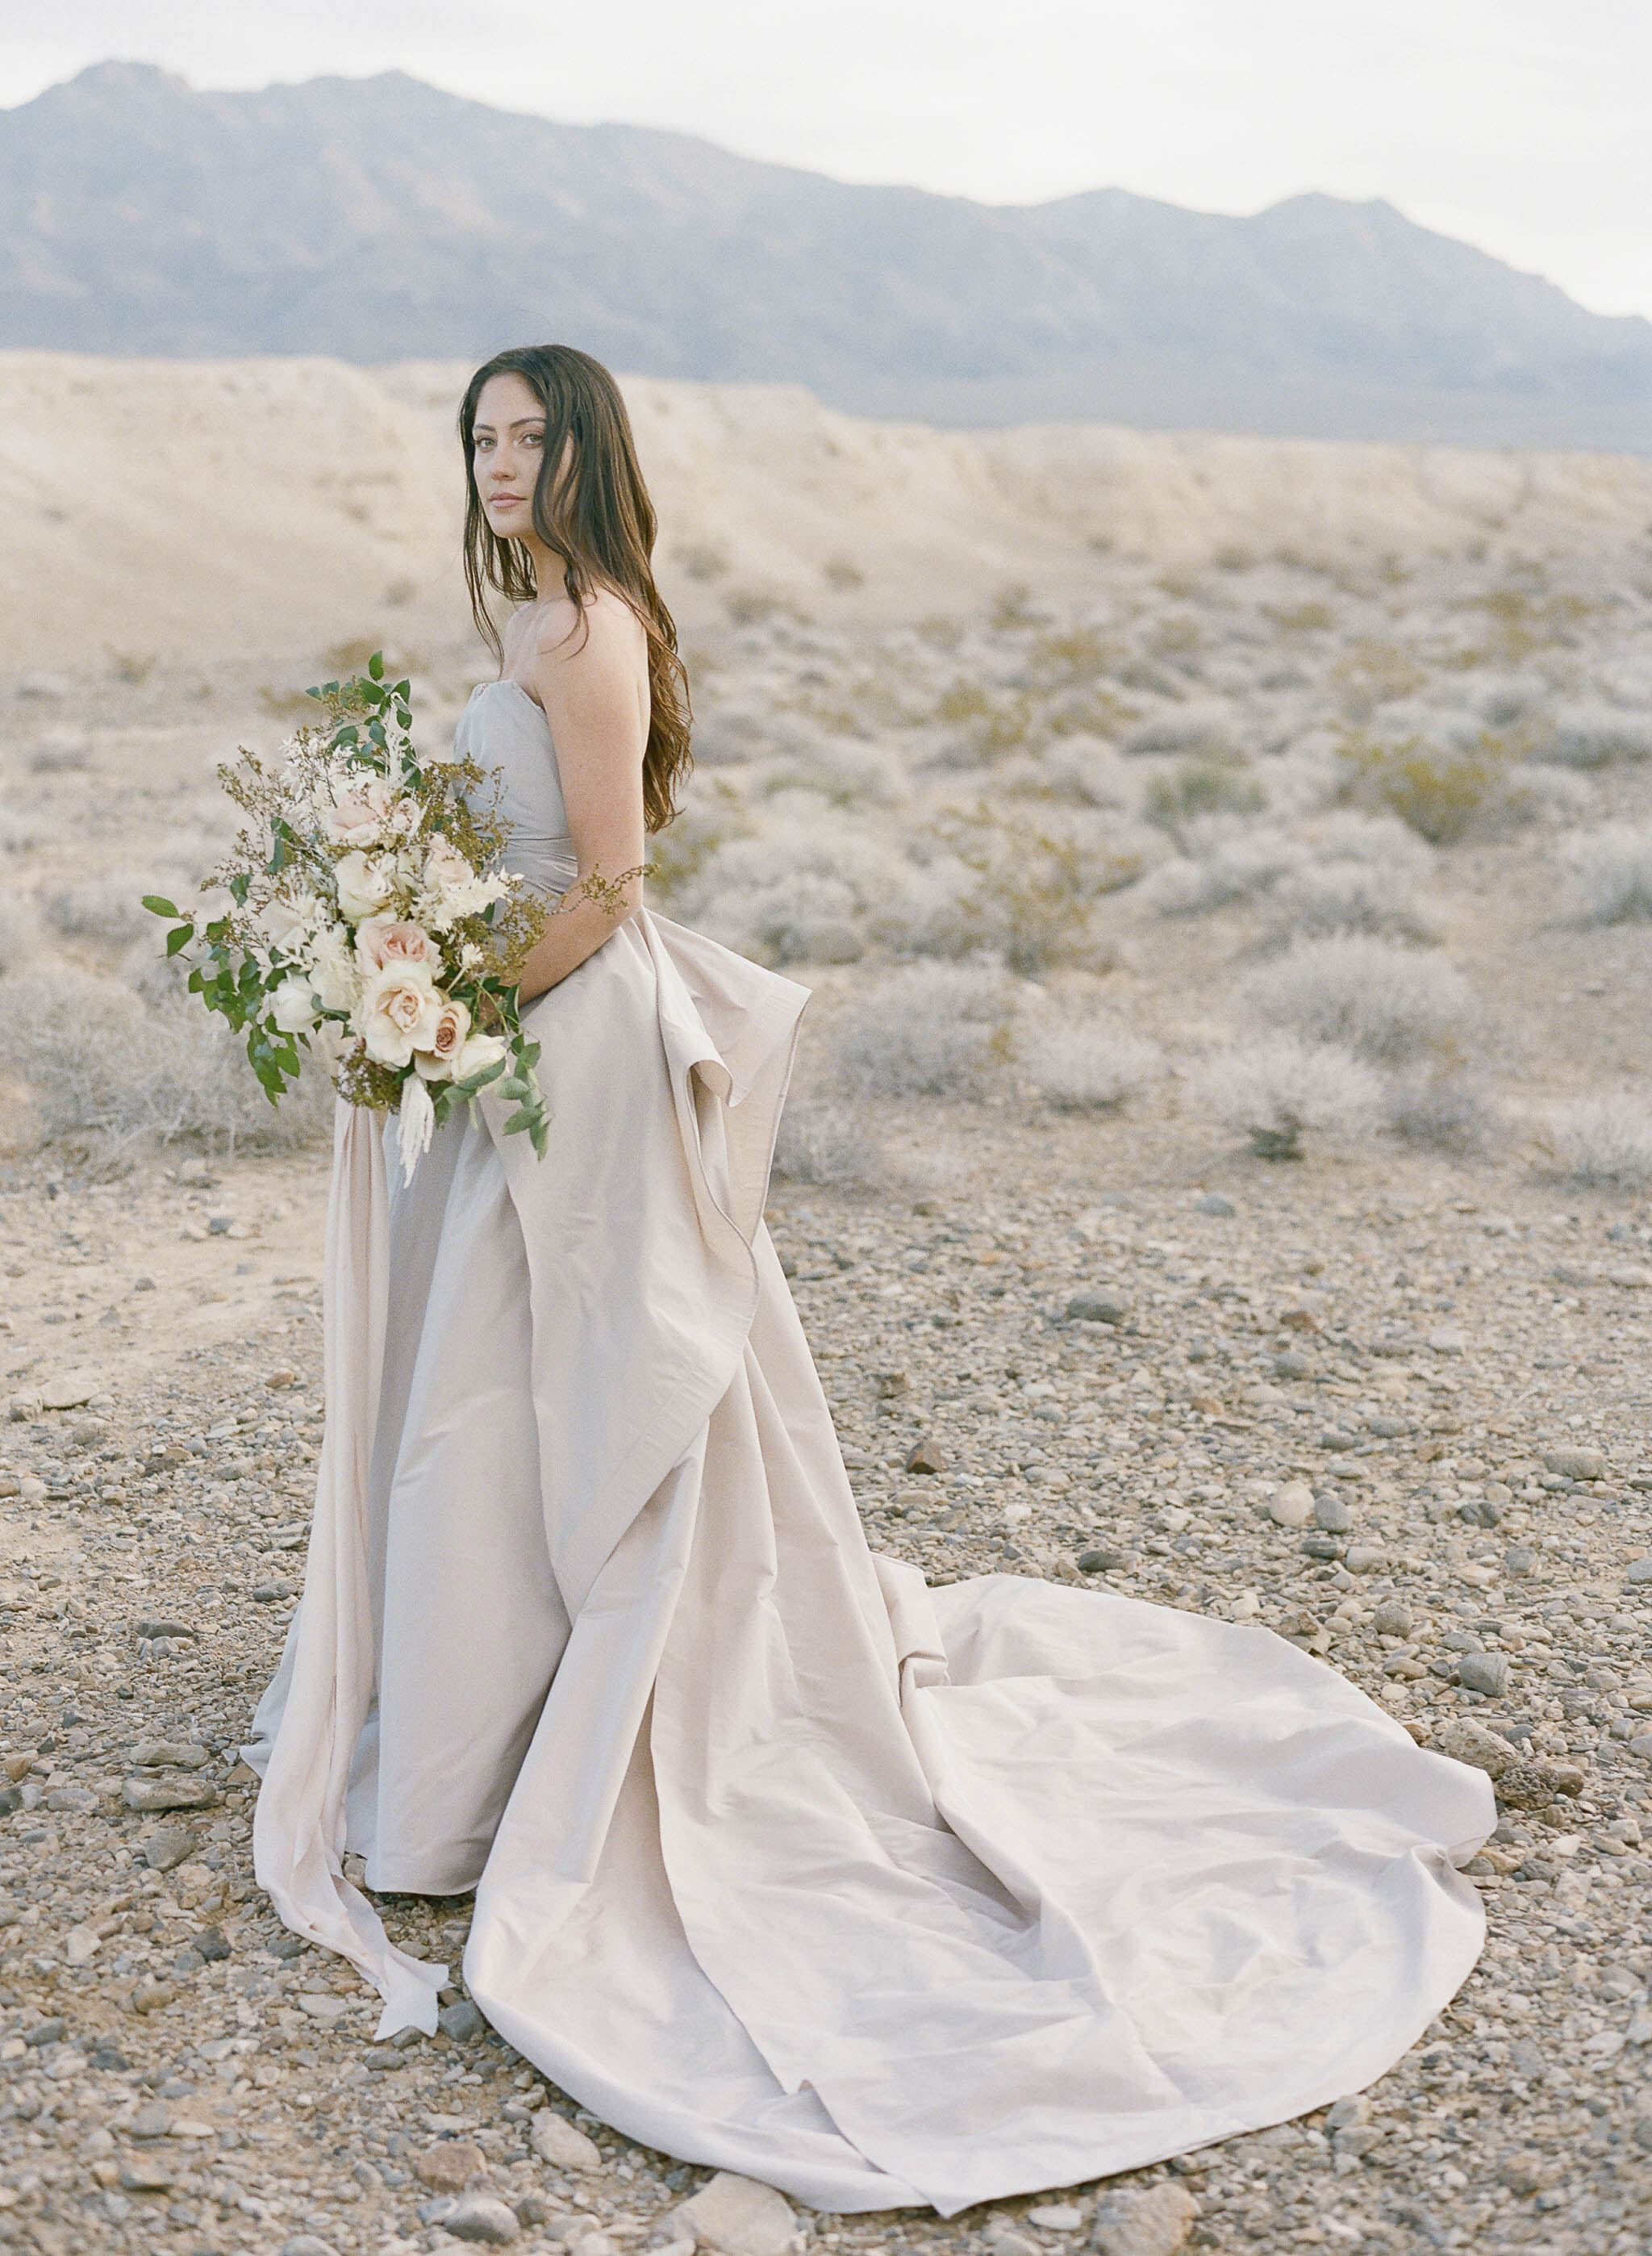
[471,373,548,544]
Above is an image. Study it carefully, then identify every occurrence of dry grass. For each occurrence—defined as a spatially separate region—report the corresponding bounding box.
[1562,825,1652,925]
[0,965,333,1164]
[1246,934,1475,1066]
[1532,1093,1652,1189]
[832,961,1015,1101]
[1193,1034,1382,1161]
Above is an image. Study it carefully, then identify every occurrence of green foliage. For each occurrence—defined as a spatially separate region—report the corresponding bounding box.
[1336,725,1519,846]
[1143,760,1266,837]
[924,801,1141,975]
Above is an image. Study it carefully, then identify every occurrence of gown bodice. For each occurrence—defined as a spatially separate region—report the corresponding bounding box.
[455,679,578,897]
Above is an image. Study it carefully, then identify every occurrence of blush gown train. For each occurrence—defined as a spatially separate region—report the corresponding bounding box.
[244,679,1495,2217]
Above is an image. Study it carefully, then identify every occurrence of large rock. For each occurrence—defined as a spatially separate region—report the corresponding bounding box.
[530,2111,603,2170]
[123,1775,219,1813]
[1434,1716,1516,1778]
[1091,2183,1199,2256]
[666,2170,797,2256]
[1066,1289,1126,1326]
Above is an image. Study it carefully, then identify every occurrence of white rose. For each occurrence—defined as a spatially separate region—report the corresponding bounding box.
[334,850,398,923]
[257,892,315,950]
[356,962,442,1068]
[454,1032,507,1083]
[269,975,319,1034]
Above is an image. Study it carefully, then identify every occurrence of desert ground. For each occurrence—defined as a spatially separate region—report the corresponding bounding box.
[2,357,1652,2256]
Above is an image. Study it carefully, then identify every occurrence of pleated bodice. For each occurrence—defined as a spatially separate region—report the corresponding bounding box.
[456,679,578,897]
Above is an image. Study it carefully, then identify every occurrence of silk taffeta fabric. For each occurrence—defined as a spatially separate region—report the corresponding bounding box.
[245,679,1495,2216]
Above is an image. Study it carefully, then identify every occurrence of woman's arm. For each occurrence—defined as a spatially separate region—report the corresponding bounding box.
[514,592,649,1003]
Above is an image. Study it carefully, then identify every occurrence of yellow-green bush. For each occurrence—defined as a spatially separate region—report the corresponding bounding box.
[1336,726,1521,846]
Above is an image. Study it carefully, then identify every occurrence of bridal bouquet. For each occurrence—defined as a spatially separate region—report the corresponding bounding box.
[144,654,553,1180]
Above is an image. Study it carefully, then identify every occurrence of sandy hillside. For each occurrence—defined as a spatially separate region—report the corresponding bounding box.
[2,350,1651,679]
[2,370,1652,2254]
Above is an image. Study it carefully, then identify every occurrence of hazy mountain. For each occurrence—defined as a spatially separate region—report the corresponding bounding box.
[4,61,1649,448]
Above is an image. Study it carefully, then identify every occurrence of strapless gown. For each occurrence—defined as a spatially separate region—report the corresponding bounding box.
[245,678,1493,2216]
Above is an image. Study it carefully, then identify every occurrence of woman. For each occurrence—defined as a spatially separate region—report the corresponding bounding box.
[247,343,1493,2217]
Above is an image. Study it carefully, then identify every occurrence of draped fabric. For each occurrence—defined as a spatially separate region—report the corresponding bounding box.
[246,682,1493,2215]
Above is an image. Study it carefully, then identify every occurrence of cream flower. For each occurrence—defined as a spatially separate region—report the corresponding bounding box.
[306,923,362,1014]
[269,975,319,1034]
[355,916,438,975]
[257,891,316,950]
[356,962,442,1067]
[413,996,473,1081]
[422,835,473,893]
[335,850,398,923]
[323,779,393,846]
[454,1031,507,1084]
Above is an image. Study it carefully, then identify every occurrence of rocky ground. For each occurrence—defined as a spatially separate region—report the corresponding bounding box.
[2,1109,1652,2256]
[4,545,1652,2256]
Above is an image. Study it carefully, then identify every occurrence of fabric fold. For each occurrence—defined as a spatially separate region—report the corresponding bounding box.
[248,680,1498,2208]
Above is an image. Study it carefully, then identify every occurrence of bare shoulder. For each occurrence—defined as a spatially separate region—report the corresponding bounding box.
[533,586,645,674]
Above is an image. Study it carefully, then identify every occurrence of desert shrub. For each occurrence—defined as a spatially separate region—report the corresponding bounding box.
[1143,759,1266,836]
[0,892,39,977]
[932,679,1036,758]
[772,1097,884,1188]
[1336,725,1521,845]
[1331,640,1429,711]
[832,961,1015,1101]
[1123,708,1232,759]
[1564,825,1652,925]
[1031,735,1133,810]
[644,787,755,902]
[1504,763,1594,825]
[1027,625,1124,687]
[1140,821,1302,917]
[1536,705,1652,770]
[1246,934,1474,1065]
[1193,1035,1381,1161]
[1383,1075,1504,1157]
[759,731,907,808]
[1016,1014,1161,1112]
[44,871,191,948]
[821,555,866,590]
[1266,859,1440,944]
[0,966,332,1161]
[887,803,1141,974]
[1533,1093,1652,1189]
[667,808,906,967]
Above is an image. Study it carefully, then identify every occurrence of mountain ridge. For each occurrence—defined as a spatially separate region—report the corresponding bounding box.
[3,61,1648,449]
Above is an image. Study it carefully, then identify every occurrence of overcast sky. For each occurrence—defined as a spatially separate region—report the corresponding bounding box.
[9,2,1649,319]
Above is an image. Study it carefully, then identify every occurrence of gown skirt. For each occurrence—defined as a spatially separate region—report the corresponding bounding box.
[245,689,1493,2219]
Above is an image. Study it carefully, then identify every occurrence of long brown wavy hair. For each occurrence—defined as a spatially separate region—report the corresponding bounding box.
[458,344,692,833]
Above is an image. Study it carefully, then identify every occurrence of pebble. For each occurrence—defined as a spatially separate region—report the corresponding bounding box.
[144,1824,198,1870]
[1627,1556,1652,1586]
[1313,1493,1352,1532]
[1065,1289,1126,1325]
[414,2138,486,2192]
[904,1438,948,1476]
[1543,1444,1608,1481]
[1427,1327,1467,1356]
[1372,1600,1412,1636]
[531,2111,604,2170]
[445,2192,522,2244]
[1090,2181,1199,2256]
[1268,1481,1314,1528]
[1193,1193,1234,1218]
[1457,1652,1510,1697]
[129,1738,211,1769]
[130,1978,177,2013]
[122,1774,218,1812]
[1504,1544,1538,1578]
[666,2169,799,2256]
[439,1996,486,2041]
[1434,1717,1515,1778]
[1344,1544,1386,1574]
[1025,2201,1087,2229]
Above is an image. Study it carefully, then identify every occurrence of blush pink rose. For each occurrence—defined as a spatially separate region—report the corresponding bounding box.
[413,996,473,1081]
[355,916,438,975]
[325,779,393,845]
